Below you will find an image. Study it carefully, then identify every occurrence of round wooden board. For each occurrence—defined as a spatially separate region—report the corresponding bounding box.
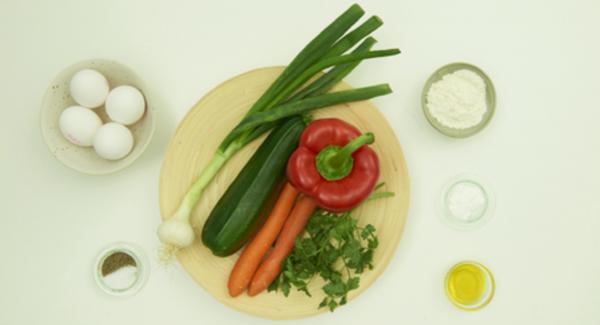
[159,67,410,319]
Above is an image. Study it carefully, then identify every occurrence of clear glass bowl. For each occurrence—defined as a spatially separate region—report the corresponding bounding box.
[93,242,149,297]
[445,261,495,311]
[422,62,496,138]
[440,175,494,230]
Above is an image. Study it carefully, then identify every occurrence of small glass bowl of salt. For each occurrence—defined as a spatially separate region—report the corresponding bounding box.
[422,62,496,138]
[441,176,494,230]
[93,242,149,297]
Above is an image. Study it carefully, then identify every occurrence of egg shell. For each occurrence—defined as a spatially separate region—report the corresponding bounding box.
[70,69,110,108]
[105,85,146,125]
[93,123,134,160]
[59,106,102,147]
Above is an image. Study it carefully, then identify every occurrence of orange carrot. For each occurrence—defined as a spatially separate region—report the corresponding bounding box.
[228,183,299,297]
[248,195,318,296]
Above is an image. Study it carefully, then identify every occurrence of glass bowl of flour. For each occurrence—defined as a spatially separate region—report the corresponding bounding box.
[422,63,496,138]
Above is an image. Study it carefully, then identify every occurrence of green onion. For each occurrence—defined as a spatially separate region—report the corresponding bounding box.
[227,36,379,149]
[219,5,364,151]
[287,36,378,101]
[231,84,392,136]
[323,16,383,59]
[243,4,365,116]
[260,48,400,113]
[221,47,399,149]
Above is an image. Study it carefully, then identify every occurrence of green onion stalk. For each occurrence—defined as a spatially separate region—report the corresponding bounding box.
[157,3,400,257]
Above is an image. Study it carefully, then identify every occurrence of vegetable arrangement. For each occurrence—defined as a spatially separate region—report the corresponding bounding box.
[159,3,401,313]
[157,3,399,256]
[226,120,393,305]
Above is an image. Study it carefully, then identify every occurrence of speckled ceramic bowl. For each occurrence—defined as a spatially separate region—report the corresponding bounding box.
[41,59,155,175]
[422,62,496,138]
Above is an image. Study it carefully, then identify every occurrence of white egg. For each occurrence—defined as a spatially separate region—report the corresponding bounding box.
[70,69,110,108]
[105,85,146,125]
[93,123,134,160]
[59,106,102,147]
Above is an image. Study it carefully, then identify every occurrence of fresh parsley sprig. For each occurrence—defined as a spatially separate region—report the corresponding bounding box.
[268,188,391,311]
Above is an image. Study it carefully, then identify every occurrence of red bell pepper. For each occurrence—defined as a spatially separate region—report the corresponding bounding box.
[286,118,380,212]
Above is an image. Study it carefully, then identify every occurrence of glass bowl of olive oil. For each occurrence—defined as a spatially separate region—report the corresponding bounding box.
[445,261,495,311]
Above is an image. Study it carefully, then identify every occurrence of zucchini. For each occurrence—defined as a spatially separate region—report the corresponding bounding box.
[202,117,305,256]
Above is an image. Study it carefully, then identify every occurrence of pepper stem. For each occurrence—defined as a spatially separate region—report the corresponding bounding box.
[316,132,375,181]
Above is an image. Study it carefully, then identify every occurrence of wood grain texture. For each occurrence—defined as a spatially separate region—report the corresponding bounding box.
[159,67,410,319]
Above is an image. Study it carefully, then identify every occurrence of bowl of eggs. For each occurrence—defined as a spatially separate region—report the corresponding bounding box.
[41,59,155,175]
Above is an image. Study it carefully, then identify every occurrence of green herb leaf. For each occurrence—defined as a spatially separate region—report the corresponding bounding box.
[361,224,376,239]
[348,277,360,290]
[319,297,329,309]
[284,270,297,282]
[323,281,346,296]
[340,295,348,306]
[268,275,280,292]
[282,280,291,297]
[328,299,339,311]
[269,191,387,312]
[299,286,312,297]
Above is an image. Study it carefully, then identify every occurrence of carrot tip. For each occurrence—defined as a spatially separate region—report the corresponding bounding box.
[247,283,265,296]
[228,283,246,297]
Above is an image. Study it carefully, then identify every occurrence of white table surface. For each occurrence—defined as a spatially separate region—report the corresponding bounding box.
[1,0,599,324]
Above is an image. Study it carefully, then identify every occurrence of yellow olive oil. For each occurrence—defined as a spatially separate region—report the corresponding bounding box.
[445,261,494,310]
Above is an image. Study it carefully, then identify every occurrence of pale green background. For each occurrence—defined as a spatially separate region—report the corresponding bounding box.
[1,0,599,324]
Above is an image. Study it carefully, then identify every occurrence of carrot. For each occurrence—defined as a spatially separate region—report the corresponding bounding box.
[228,183,299,297]
[248,195,318,296]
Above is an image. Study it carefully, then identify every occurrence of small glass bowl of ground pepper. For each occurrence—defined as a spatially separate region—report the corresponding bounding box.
[422,62,496,138]
[93,242,149,296]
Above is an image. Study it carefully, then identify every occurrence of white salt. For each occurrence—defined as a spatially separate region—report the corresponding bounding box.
[102,265,138,290]
[446,181,487,222]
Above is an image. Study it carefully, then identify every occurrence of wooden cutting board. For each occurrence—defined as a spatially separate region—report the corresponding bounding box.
[159,66,410,319]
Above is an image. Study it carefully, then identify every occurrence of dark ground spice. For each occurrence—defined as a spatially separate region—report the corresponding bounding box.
[101,251,137,277]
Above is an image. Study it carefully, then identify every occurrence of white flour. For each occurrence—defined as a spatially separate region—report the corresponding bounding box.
[427,69,487,129]
[446,181,486,222]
